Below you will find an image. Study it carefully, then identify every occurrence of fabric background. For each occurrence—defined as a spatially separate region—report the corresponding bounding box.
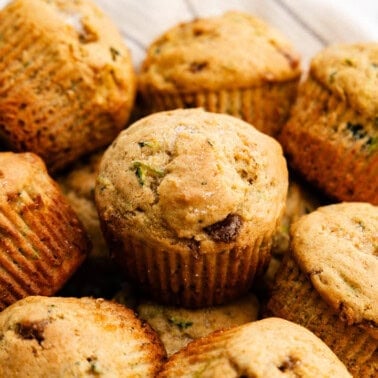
[92,0,378,69]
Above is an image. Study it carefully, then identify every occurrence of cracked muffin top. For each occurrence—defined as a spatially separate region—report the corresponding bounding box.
[0,296,166,377]
[290,202,378,338]
[138,11,301,93]
[157,317,351,377]
[95,109,288,253]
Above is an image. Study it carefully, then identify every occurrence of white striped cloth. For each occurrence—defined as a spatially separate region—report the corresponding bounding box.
[92,0,378,69]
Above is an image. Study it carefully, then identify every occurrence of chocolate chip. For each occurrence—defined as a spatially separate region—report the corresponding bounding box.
[278,355,300,372]
[203,214,242,243]
[15,320,49,345]
[187,238,200,259]
[189,61,208,73]
[193,27,205,37]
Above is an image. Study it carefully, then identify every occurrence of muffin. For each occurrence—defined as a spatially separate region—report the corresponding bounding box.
[136,293,259,356]
[267,202,378,377]
[0,296,166,377]
[0,0,136,172]
[138,11,301,137]
[56,149,107,260]
[279,43,378,204]
[0,152,90,309]
[271,173,325,257]
[56,149,125,299]
[95,108,288,307]
[260,175,324,293]
[158,317,351,377]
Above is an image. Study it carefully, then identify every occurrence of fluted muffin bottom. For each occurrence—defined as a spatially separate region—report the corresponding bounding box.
[267,255,377,377]
[142,81,298,137]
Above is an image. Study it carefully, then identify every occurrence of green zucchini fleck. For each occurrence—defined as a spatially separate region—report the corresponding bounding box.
[137,140,160,151]
[168,316,193,330]
[346,122,366,140]
[328,70,337,83]
[132,161,164,186]
[345,122,377,154]
[110,46,120,61]
[365,136,378,155]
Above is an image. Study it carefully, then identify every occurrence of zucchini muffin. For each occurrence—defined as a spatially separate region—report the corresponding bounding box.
[0,152,90,310]
[138,11,301,137]
[0,296,166,377]
[267,202,378,377]
[56,149,107,260]
[158,317,351,377]
[0,0,136,172]
[95,109,288,307]
[136,293,259,356]
[271,174,324,257]
[56,149,124,299]
[279,43,378,204]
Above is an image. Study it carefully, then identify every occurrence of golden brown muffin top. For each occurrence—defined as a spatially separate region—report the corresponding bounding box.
[0,296,166,377]
[0,152,53,202]
[96,109,288,253]
[137,293,259,356]
[139,11,301,93]
[158,317,351,377]
[310,43,378,117]
[290,202,378,338]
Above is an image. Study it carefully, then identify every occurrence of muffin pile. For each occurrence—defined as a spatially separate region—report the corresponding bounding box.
[0,1,376,376]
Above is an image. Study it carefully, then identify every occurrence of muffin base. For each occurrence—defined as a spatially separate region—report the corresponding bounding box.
[113,234,272,308]
[267,255,377,377]
[140,80,298,137]
[279,76,378,204]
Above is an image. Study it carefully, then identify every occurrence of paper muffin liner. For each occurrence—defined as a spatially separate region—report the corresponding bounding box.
[114,233,272,308]
[141,80,298,137]
[0,186,89,309]
[279,76,378,204]
[267,255,377,377]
